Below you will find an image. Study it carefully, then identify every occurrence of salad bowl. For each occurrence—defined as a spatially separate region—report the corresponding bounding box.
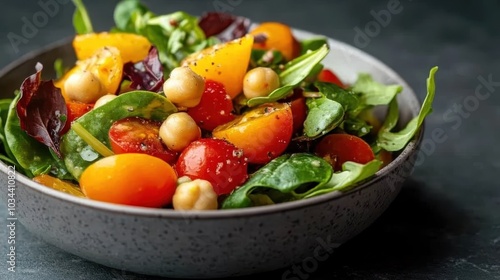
[0,28,425,278]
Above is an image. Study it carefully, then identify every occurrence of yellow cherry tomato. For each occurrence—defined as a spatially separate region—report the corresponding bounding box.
[249,22,296,61]
[73,32,152,63]
[80,153,178,208]
[182,34,254,99]
[33,174,86,198]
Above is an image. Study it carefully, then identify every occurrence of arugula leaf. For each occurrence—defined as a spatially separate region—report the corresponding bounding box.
[303,95,344,138]
[71,0,94,34]
[247,44,329,107]
[302,159,382,198]
[376,66,438,151]
[351,73,403,106]
[221,153,333,209]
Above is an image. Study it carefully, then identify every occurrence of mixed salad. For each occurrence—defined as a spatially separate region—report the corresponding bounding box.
[0,0,438,210]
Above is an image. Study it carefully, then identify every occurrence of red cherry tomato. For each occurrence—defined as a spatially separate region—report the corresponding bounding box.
[315,133,375,171]
[62,101,94,134]
[108,117,177,164]
[317,68,345,88]
[187,80,235,131]
[176,138,248,195]
[212,102,293,164]
[289,94,307,134]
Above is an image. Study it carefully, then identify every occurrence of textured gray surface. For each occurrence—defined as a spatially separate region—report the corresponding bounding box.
[0,0,499,279]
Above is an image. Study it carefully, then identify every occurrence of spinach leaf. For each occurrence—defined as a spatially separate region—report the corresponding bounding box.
[221,153,333,209]
[4,94,68,178]
[314,82,359,112]
[342,117,372,137]
[376,66,438,151]
[351,73,403,106]
[247,44,329,107]
[61,90,177,180]
[302,159,382,198]
[303,95,344,139]
[71,0,94,34]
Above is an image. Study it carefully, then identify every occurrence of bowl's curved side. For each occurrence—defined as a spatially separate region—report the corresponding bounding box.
[0,27,425,278]
[2,149,417,278]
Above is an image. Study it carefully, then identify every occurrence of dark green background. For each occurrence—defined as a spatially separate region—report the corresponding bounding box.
[1,0,499,279]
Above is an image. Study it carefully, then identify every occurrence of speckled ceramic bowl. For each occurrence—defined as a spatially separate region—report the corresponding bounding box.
[0,29,424,278]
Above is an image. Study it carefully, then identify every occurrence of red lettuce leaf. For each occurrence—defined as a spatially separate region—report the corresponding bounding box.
[16,63,67,158]
[198,12,250,42]
[123,46,164,92]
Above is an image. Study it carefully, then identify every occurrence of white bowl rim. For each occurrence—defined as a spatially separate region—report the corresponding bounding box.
[0,29,424,219]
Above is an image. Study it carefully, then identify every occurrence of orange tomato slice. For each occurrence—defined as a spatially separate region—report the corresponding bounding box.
[182,34,254,99]
[73,32,151,63]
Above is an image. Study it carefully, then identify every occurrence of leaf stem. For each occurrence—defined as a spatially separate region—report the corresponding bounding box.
[71,123,114,157]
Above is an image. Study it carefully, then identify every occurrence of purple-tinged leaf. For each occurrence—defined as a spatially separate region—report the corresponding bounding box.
[16,63,68,157]
[123,46,164,92]
[198,12,251,42]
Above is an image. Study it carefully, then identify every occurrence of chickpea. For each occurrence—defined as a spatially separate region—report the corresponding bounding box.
[173,179,218,210]
[159,112,201,152]
[163,66,205,108]
[243,67,280,99]
[64,70,106,103]
[93,94,117,109]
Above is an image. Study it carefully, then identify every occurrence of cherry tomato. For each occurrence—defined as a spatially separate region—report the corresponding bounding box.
[62,101,94,134]
[249,22,296,61]
[212,102,293,164]
[80,153,177,207]
[288,92,307,134]
[187,80,235,131]
[317,68,345,88]
[176,138,248,195]
[33,174,85,198]
[108,117,177,165]
[315,133,375,171]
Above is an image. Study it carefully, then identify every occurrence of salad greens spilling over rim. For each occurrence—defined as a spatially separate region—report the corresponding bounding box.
[0,0,438,210]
